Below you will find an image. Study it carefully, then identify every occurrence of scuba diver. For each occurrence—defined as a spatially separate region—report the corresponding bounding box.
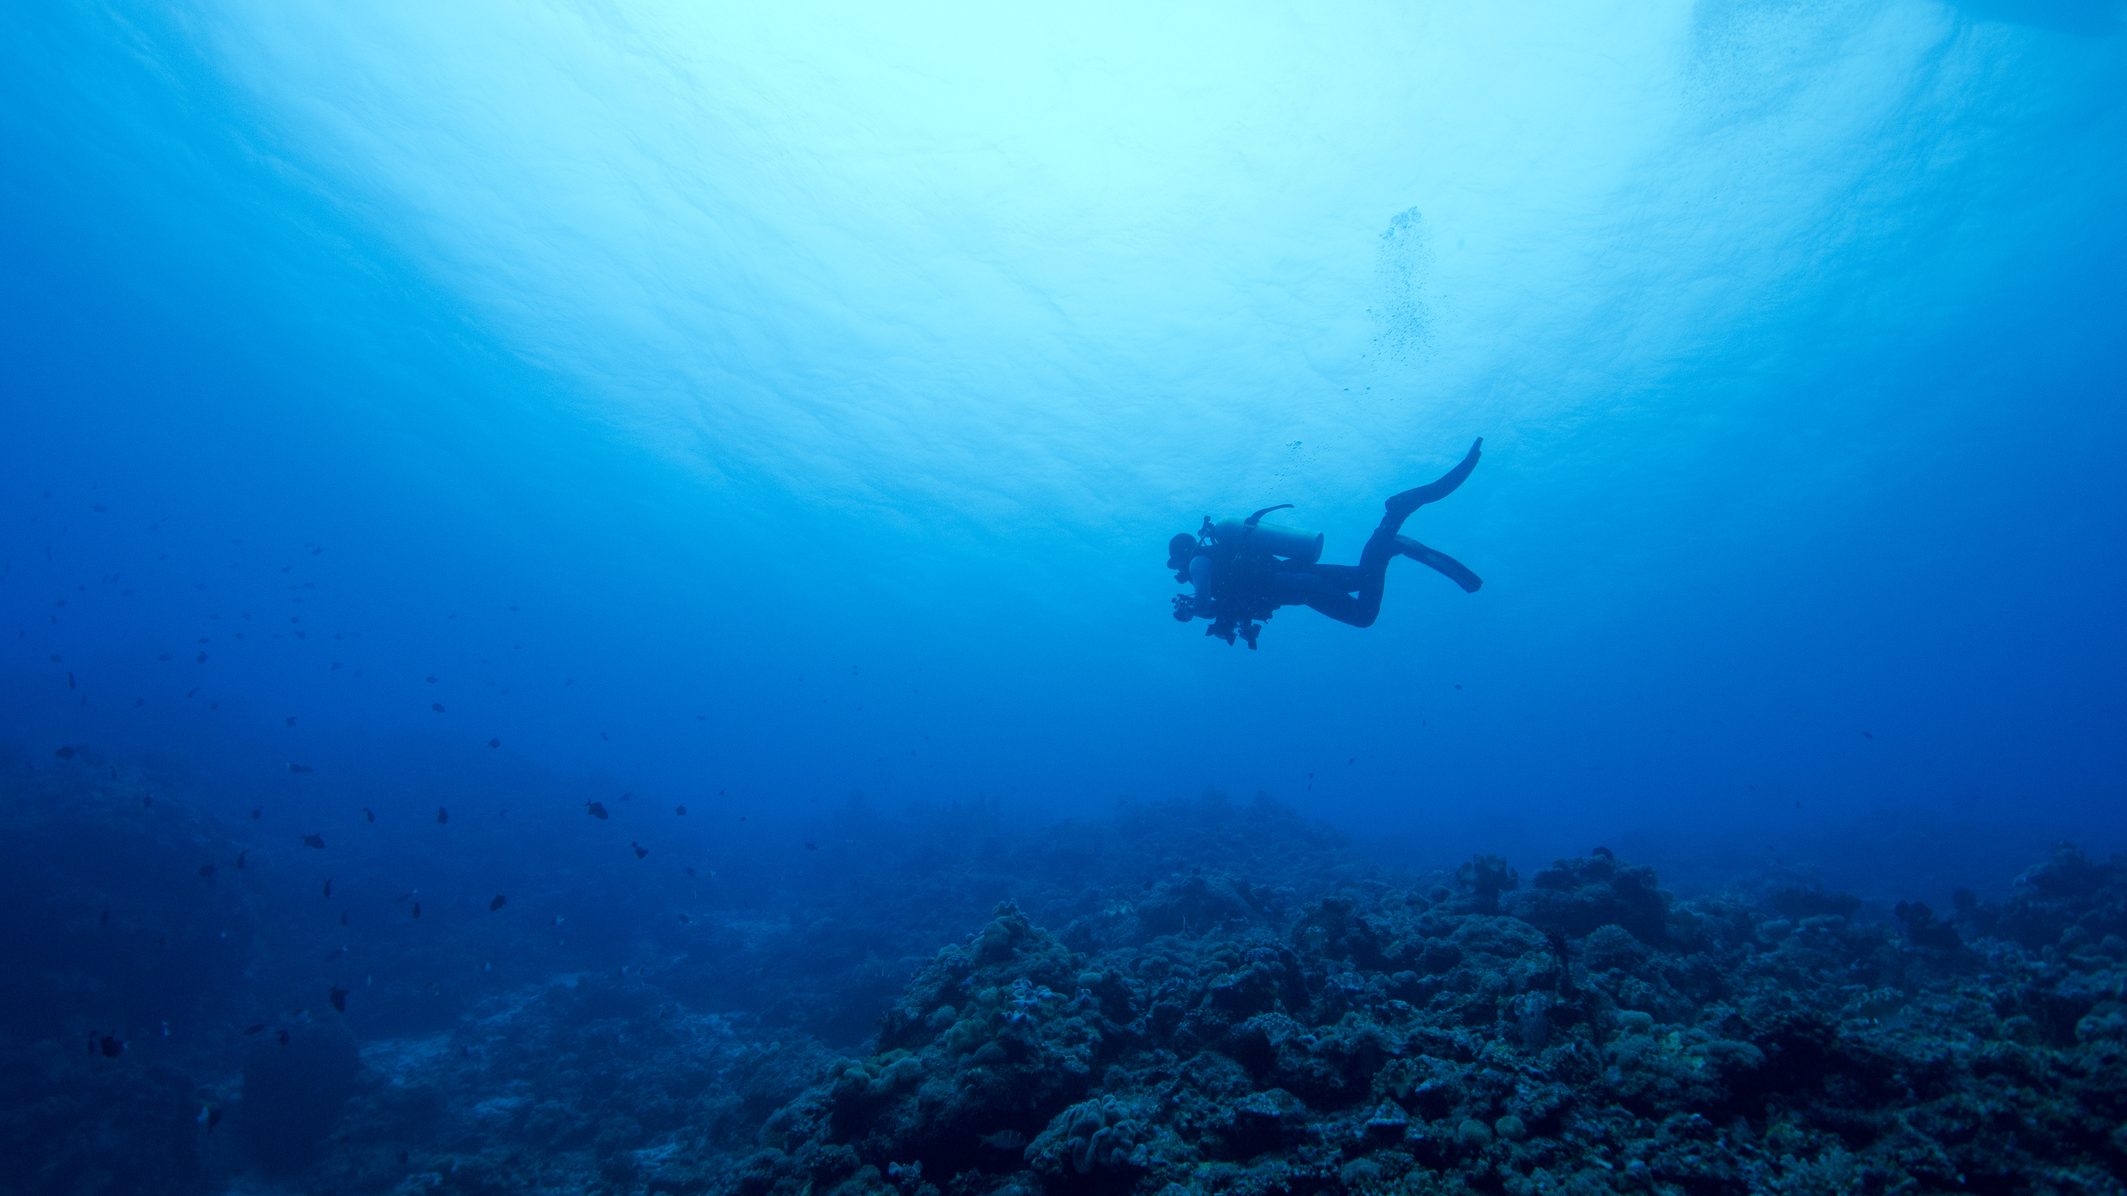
[1168,438,1484,648]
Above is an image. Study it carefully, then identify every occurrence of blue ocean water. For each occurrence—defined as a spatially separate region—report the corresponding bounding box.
[4,2,2125,1191]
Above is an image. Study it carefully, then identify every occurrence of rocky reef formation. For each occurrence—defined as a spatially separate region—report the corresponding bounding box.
[7,758,2126,1195]
[719,844,2127,1195]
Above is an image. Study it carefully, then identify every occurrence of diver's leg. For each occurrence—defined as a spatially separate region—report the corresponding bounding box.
[1298,563,1365,589]
[1384,437,1482,523]
[1300,530,1401,627]
[1303,593,1372,627]
[1275,562,1373,628]
[1394,535,1483,593]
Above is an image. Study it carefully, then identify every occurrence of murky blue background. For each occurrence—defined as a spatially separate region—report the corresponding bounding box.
[5,0,2124,899]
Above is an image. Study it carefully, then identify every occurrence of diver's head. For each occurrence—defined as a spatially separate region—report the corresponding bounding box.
[1167,532,1197,575]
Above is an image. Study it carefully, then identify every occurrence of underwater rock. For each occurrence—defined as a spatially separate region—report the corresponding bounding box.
[1995,844,2127,949]
[1893,899,1965,951]
[1453,853,1517,914]
[19,760,2127,1196]
[1579,921,1651,972]
[1510,849,1671,944]
[720,842,2127,1194]
[1209,1086,1311,1160]
[766,903,1114,1185]
[238,1021,362,1173]
[1026,1095,1152,1176]
[1136,872,1273,938]
[1289,895,1389,968]
[0,1036,212,1196]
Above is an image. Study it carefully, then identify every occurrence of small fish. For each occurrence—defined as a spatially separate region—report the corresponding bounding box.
[323,946,345,961]
[53,745,75,759]
[250,807,263,819]
[301,833,325,849]
[287,762,314,774]
[585,801,608,820]
[285,716,296,727]
[184,687,197,699]
[99,905,111,926]
[95,1033,124,1058]
[328,987,348,1013]
[362,807,376,823]
[276,1028,290,1047]
[675,804,687,816]
[198,1104,223,1132]
[487,738,500,748]
[410,901,422,919]
[67,671,76,690]
[631,841,649,859]
[677,912,692,924]
[196,651,208,663]
[198,864,217,880]
[157,652,172,662]
[430,702,445,714]
[340,910,349,927]
[979,1130,1027,1151]
[804,841,818,851]
[243,1023,267,1036]
[1861,729,1874,740]
[435,807,449,825]
[425,675,438,684]
[322,878,333,898]
[235,849,248,870]
[489,894,507,912]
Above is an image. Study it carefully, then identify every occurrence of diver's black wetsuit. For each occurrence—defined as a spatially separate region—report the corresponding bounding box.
[1179,439,1482,642]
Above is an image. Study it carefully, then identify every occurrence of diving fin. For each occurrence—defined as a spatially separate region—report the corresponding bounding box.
[1394,536,1482,593]
[1383,438,1483,520]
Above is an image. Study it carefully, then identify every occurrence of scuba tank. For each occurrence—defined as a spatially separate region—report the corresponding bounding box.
[1180,505,1319,650]
[1211,504,1322,563]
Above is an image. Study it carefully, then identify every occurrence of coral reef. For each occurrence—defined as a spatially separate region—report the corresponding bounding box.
[6,764,2127,1195]
[720,849,2127,1195]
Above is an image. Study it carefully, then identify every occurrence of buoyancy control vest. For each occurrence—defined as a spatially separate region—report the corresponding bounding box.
[1190,505,1322,647]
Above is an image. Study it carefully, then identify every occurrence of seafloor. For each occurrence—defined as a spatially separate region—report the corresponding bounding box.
[3,750,2125,1195]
